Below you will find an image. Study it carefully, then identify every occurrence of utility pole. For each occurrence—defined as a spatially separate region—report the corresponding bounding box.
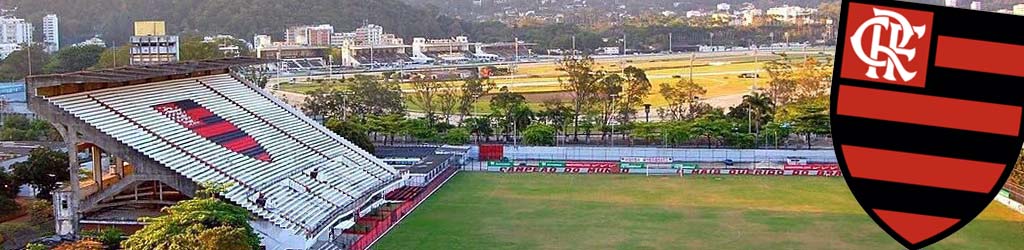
[709,32,715,52]
[27,44,32,76]
[689,52,695,82]
[572,35,577,57]
[668,32,673,53]
[622,33,626,56]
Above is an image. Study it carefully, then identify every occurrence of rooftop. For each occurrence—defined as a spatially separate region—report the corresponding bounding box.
[27,57,272,91]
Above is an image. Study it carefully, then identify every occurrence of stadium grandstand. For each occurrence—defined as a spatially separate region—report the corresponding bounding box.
[256,45,330,72]
[411,36,479,64]
[27,58,405,250]
[274,58,329,72]
[342,45,412,68]
[476,42,536,61]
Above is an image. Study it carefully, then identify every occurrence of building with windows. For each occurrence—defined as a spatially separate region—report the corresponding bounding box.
[717,3,731,11]
[286,24,334,46]
[129,21,179,65]
[0,16,32,45]
[766,5,818,24]
[0,43,21,59]
[1015,4,1024,16]
[74,36,106,48]
[945,0,959,8]
[333,24,411,67]
[970,1,982,10]
[43,14,59,53]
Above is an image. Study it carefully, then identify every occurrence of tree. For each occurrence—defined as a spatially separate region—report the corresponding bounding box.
[489,87,532,140]
[457,77,495,123]
[618,66,652,122]
[727,92,776,134]
[408,76,440,123]
[92,45,130,70]
[302,86,347,120]
[376,114,407,145]
[462,117,493,142]
[664,122,693,146]
[629,122,662,144]
[764,54,833,106]
[346,76,405,117]
[121,184,260,250]
[776,98,830,149]
[557,54,606,142]
[441,128,471,145]
[325,118,375,152]
[237,66,269,88]
[179,36,224,61]
[522,124,556,146]
[12,147,69,200]
[0,171,20,198]
[595,74,623,140]
[436,81,461,124]
[0,44,49,81]
[538,101,573,136]
[43,45,106,73]
[403,118,438,142]
[690,115,731,148]
[660,78,707,120]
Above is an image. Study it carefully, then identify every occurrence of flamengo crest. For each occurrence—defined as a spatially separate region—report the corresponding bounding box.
[849,8,926,82]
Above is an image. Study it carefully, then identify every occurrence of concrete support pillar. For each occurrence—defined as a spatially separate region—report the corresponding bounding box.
[91,146,103,190]
[56,126,82,236]
[114,157,125,178]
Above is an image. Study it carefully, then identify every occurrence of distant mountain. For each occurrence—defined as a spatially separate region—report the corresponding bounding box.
[6,0,466,47]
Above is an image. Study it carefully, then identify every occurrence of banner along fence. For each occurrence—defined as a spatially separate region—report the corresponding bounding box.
[349,166,459,250]
[996,182,1024,215]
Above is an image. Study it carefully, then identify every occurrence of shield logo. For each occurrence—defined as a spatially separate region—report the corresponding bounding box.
[832,0,1024,248]
[154,99,273,163]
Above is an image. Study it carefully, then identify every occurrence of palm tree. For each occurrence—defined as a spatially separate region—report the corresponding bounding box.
[737,92,776,134]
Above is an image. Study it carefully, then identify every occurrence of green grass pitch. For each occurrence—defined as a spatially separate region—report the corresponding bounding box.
[372,172,1024,250]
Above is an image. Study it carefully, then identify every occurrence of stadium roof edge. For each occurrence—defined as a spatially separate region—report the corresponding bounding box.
[26,57,275,90]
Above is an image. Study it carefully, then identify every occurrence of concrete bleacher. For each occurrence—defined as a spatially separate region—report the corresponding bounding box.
[42,73,399,236]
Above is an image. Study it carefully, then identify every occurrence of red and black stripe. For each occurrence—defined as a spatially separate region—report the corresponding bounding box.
[834,0,1024,248]
[153,100,273,163]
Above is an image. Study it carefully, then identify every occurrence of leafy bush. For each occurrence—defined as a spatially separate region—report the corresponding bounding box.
[25,243,47,250]
[0,196,19,217]
[441,128,471,145]
[98,227,125,248]
[27,200,54,224]
[522,124,556,146]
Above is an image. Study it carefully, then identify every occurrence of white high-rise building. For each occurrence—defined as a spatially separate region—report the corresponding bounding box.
[1015,4,1024,16]
[969,1,982,10]
[717,3,731,11]
[43,14,59,53]
[253,34,272,50]
[945,0,959,8]
[0,17,33,45]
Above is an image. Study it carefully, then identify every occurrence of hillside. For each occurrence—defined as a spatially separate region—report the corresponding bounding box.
[6,0,463,47]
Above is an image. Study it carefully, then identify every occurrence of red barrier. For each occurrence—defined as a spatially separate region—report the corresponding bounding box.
[349,167,459,250]
[479,144,504,161]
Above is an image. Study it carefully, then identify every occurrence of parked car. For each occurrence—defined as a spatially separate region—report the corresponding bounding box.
[738,73,760,78]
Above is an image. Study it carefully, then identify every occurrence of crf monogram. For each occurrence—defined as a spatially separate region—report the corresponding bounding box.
[850,8,927,82]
